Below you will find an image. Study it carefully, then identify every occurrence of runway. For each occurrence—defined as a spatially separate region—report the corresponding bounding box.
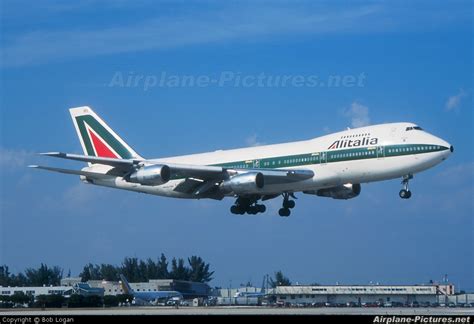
[2,307,474,316]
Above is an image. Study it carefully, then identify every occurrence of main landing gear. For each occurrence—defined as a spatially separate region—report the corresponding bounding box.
[399,174,413,199]
[279,193,296,217]
[230,197,266,215]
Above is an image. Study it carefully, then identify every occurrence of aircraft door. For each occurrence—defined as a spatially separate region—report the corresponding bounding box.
[376,146,385,158]
[320,151,327,164]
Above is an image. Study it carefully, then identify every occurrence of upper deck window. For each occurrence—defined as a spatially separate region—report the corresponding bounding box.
[406,126,423,131]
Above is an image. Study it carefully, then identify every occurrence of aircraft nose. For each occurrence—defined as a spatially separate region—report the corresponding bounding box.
[450,145,454,153]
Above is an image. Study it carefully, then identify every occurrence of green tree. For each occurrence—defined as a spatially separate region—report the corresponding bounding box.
[138,260,148,282]
[83,295,102,307]
[67,294,85,308]
[80,263,101,282]
[35,294,65,308]
[187,256,214,283]
[0,265,11,286]
[9,292,32,305]
[121,257,140,282]
[170,258,189,280]
[0,265,28,286]
[269,271,291,288]
[25,264,62,286]
[157,254,169,279]
[145,258,158,280]
[100,264,119,281]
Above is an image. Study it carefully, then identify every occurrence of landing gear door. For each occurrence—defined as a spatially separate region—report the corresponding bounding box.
[376,146,385,159]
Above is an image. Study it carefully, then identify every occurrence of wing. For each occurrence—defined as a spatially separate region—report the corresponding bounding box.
[34,152,315,195]
[28,165,114,180]
[39,152,139,169]
[39,152,225,180]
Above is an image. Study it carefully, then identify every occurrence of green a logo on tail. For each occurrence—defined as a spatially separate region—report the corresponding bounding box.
[70,106,141,160]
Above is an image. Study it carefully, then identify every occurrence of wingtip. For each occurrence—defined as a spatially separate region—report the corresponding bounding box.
[28,165,39,168]
[39,152,63,156]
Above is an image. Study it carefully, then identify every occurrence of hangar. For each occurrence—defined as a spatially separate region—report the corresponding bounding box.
[271,284,453,306]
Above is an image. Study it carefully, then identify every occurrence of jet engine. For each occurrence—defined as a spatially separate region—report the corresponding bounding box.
[129,164,171,186]
[221,172,264,194]
[305,183,361,200]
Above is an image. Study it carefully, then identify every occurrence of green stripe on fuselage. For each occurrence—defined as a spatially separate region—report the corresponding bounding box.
[170,144,448,180]
[212,144,448,169]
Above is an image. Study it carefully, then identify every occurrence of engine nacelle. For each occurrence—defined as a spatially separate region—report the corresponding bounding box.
[129,164,171,186]
[221,172,264,194]
[305,183,361,200]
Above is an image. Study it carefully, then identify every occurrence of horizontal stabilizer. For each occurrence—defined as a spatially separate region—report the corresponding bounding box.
[39,152,140,168]
[28,165,113,180]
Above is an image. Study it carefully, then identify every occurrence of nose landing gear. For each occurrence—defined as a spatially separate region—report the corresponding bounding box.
[399,175,413,199]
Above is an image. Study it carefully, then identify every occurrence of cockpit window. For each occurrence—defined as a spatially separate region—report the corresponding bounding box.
[406,126,423,131]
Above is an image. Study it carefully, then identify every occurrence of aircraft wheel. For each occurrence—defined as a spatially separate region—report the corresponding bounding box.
[247,207,258,215]
[278,208,291,217]
[399,189,412,199]
[283,200,296,209]
[230,205,241,214]
[257,204,266,213]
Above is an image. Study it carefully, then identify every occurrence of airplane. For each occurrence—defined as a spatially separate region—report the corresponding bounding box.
[235,277,268,298]
[119,274,183,305]
[30,106,453,217]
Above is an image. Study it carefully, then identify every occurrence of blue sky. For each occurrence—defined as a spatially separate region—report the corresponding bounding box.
[1,1,472,290]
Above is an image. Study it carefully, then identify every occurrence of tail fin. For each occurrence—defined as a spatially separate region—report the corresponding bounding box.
[119,274,134,294]
[70,106,142,160]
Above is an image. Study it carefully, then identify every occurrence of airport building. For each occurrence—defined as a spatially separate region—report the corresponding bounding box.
[3,281,469,308]
[87,279,210,299]
[0,283,104,298]
[272,284,454,306]
[0,285,72,298]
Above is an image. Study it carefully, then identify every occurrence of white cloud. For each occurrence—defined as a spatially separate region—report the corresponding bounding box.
[0,147,34,169]
[245,134,265,147]
[3,2,471,68]
[344,102,370,128]
[1,4,384,68]
[445,89,468,111]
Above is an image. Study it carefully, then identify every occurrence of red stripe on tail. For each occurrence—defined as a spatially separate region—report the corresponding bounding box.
[88,129,119,158]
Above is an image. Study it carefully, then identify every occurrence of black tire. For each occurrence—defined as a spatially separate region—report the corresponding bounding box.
[257,204,266,213]
[230,205,239,214]
[284,200,296,209]
[399,189,409,199]
[279,208,291,217]
[406,191,412,199]
[247,207,258,215]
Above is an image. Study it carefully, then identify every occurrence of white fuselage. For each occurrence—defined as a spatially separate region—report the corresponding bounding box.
[87,122,452,199]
